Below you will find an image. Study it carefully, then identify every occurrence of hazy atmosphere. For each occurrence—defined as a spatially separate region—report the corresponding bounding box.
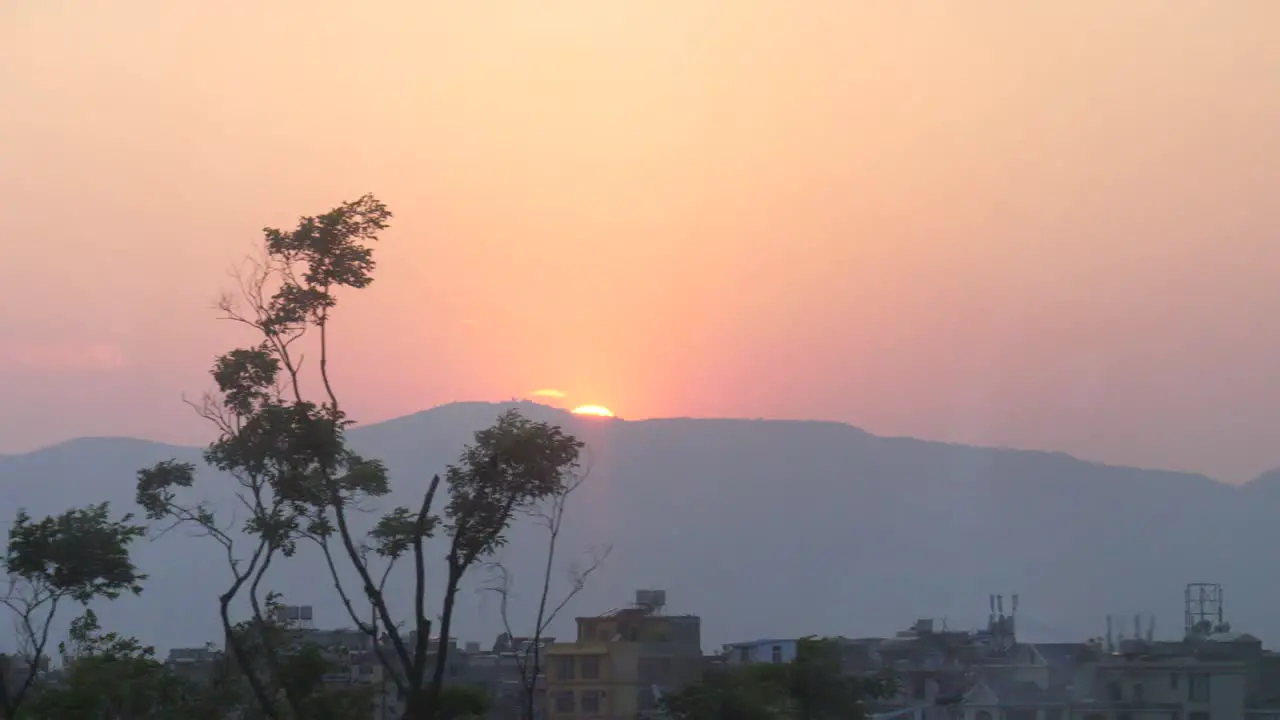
[4,1,1280,483]
[6,3,1280,719]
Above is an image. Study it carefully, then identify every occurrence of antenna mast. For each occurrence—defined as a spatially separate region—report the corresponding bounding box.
[1184,583,1224,636]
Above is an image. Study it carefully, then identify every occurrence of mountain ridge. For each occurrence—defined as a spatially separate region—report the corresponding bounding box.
[1,400,1273,655]
[1,400,1242,486]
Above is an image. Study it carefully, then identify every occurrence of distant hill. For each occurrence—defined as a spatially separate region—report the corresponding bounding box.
[0,401,1273,654]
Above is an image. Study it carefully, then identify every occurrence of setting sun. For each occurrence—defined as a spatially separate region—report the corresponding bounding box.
[571,405,615,418]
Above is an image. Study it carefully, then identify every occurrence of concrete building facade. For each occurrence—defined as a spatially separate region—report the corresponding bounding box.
[722,638,798,665]
[545,591,704,720]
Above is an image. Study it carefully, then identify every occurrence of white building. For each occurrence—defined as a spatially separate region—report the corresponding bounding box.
[721,638,799,665]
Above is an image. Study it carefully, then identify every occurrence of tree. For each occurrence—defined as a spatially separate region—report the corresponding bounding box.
[787,637,894,720]
[661,662,792,720]
[223,592,377,720]
[436,684,491,720]
[421,411,584,715]
[136,194,586,719]
[661,637,897,720]
[485,463,610,720]
[136,449,309,717]
[135,193,393,718]
[23,608,221,720]
[0,503,146,719]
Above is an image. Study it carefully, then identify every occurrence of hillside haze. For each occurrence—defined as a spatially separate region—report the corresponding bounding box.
[0,402,1272,654]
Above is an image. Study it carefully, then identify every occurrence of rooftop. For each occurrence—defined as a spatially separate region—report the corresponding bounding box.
[724,638,797,648]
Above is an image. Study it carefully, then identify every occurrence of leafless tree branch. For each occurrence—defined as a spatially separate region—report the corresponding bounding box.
[0,577,60,712]
[481,458,611,720]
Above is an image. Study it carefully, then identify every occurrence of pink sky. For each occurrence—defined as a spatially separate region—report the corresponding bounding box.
[2,1,1278,482]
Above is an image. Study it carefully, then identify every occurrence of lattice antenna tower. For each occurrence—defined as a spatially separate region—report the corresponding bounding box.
[1184,583,1224,635]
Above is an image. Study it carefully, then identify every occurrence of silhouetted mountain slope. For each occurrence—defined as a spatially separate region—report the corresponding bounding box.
[0,402,1272,655]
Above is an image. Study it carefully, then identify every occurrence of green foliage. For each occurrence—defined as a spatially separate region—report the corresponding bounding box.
[0,504,147,717]
[132,195,397,718]
[789,637,895,720]
[370,408,584,570]
[261,193,389,305]
[25,609,216,720]
[23,601,371,720]
[369,506,433,560]
[436,684,491,720]
[445,409,584,567]
[421,412,584,715]
[133,194,590,720]
[224,593,378,720]
[5,503,147,604]
[662,663,792,720]
[662,637,896,720]
[135,461,200,522]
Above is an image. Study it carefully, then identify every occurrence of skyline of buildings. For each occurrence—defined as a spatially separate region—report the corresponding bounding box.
[7,582,1276,719]
[160,582,1280,719]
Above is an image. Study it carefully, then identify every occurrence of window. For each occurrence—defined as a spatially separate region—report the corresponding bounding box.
[1116,714,1132,720]
[1133,682,1144,702]
[1189,714,1210,720]
[581,655,601,680]
[553,691,575,714]
[1170,672,1180,689]
[554,655,575,680]
[771,645,783,663]
[1189,673,1211,702]
[580,690,602,714]
[738,647,751,663]
[1108,681,1123,702]
[974,712,993,720]
[1044,711,1063,720]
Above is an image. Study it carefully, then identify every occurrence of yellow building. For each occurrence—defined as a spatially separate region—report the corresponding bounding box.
[546,593,705,720]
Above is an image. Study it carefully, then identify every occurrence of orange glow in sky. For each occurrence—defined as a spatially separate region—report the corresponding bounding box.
[2,1,1280,482]
[571,405,615,418]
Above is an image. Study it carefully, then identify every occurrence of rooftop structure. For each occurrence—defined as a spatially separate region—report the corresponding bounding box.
[546,590,705,720]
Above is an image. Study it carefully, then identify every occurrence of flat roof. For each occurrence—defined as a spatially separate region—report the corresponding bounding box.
[726,638,797,648]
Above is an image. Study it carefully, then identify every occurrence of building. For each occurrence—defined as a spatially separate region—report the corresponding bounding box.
[853,599,1032,720]
[165,646,222,684]
[0,653,49,699]
[370,633,469,720]
[466,633,557,720]
[545,590,704,720]
[246,605,472,720]
[1074,651,1246,720]
[946,586,1277,720]
[722,638,798,665]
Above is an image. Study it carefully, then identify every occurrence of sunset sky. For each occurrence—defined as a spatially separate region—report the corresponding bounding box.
[2,1,1278,482]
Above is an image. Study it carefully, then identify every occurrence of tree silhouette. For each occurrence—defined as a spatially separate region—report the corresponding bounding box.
[137,195,586,719]
[0,503,146,718]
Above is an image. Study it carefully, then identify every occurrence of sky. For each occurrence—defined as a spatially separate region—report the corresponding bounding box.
[1,1,1278,483]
